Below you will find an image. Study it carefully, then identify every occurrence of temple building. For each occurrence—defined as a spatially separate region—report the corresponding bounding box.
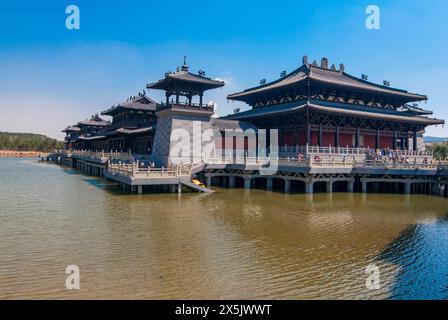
[62,125,81,150]
[225,56,444,151]
[71,114,110,150]
[99,93,158,153]
[63,55,445,157]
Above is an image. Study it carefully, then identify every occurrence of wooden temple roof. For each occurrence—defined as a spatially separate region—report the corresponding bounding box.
[228,56,427,104]
[211,119,258,131]
[101,94,157,116]
[115,126,154,135]
[223,99,444,126]
[78,135,107,141]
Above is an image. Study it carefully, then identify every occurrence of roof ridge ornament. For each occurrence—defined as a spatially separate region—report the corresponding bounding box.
[181,56,189,72]
[321,57,328,69]
[330,64,336,71]
[339,63,345,73]
[302,55,309,67]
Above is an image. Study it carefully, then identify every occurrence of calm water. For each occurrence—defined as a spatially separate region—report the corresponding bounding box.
[0,158,447,300]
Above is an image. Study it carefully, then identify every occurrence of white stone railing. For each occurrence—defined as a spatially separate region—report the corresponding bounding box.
[108,162,192,179]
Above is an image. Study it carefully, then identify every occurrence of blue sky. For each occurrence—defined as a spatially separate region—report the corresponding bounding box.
[0,0,447,139]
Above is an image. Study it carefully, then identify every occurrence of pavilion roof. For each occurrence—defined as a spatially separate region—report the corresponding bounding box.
[228,56,427,103]
[62,125,81,133]
[147,61,224,92]
[101,94,157,116]
[223,100,444,126]
[77,115,110,127]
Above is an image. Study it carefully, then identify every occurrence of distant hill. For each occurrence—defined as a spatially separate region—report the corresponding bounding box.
[0,132,63,152]
[424,136,448,143]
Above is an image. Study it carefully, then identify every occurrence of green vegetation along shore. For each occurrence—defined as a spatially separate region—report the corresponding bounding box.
[0,132,63,152]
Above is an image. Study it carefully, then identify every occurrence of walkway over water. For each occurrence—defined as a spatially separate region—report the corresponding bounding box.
[47,147,448,196]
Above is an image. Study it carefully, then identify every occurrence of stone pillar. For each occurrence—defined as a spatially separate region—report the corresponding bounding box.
[284,179,291,193]
[404,182,412,194]
[199,93,203,107]
[137,185,143,194]
[244,178,251,189]
[266,178,273,191]
[362,181,367,193]
[206,176,212,187]
[178,182,182,194]
[305,181,313,194]
[228,176,235,188]
[326,181,333,193]
[348,180,354,193]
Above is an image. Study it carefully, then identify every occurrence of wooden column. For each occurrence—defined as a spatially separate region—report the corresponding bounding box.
[318,123,323,146]
[199,93,203,107]
[393,130,398,150]
[413,128,418,150]
[306,123,311,145]
[405,132,410,150]
[355,127,360,148]
[334,125,340,147]
[375,128,380,150]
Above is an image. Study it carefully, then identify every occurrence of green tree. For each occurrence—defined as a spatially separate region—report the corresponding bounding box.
[0,132,64,152]
[430,143,448,160]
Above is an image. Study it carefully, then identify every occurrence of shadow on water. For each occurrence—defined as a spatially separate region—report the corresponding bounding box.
[82,178,120,192]
[376,212,448,300]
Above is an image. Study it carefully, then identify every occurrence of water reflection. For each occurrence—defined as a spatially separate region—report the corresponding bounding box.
[0,158,447,299]
[376,215,448,300]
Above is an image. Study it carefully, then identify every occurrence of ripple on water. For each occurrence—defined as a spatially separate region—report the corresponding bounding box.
[0,159,448,299]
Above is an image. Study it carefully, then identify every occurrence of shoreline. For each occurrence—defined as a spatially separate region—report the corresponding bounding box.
[0,150,44,158]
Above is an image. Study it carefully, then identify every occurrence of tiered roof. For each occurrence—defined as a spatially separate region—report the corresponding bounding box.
[101,93,157,116]
[228,56,427,106]
[224,99,444,126]
[77,114,110,127]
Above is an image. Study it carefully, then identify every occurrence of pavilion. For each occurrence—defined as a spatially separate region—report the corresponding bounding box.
[225,56,444,151]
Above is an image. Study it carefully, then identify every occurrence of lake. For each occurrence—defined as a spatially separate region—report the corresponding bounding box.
[0,158,447,299]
